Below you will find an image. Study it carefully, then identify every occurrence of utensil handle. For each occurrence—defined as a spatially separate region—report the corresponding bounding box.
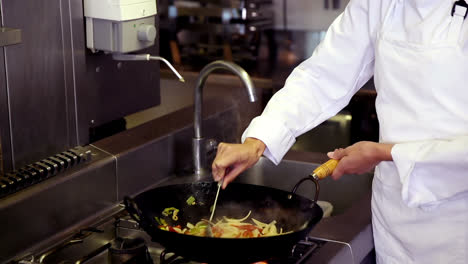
[312,159,339,179]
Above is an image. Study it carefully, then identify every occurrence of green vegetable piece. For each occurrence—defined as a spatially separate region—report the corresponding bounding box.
[154,216,162,225]
[162,207,178,216]
[172,209,179,221]
[186,195,196,205]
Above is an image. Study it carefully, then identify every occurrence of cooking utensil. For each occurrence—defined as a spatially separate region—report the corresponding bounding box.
[209,179,223,222]
[124,159,338,263]
[206,178,223,237]
[203,219,214,238]
[125,183,321,263]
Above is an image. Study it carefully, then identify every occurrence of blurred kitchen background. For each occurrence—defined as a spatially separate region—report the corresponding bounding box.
[128,0,378,153]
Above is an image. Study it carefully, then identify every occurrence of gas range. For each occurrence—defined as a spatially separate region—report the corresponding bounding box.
[17,206,327,264]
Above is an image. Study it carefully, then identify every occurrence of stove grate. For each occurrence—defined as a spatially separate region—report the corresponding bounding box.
[157,239,323,264]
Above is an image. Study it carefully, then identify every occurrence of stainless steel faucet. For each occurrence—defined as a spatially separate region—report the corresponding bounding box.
[193,60,257,176]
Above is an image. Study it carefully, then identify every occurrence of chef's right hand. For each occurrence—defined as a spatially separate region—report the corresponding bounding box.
[212,137,266,189]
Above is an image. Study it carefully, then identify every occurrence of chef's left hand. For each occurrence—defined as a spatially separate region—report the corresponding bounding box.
[327,141,394,180]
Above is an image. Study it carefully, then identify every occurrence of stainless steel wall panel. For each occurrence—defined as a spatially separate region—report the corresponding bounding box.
[93,99,240,200]
[0,47,12,173]
[0,146,117,263]
[60,0,79,149]
[2,0,75,168]
[112,137,174,199]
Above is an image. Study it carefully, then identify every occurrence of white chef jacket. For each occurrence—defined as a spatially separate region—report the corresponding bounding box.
[242,0,468,263]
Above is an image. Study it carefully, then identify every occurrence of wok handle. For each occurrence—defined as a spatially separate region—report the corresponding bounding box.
[312,159,339,180]
[290,176,320,203]
[123,196,144,225]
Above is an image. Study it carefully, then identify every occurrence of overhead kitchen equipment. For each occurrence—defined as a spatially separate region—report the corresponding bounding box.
[84,0,158,53]
[84,0,185,82]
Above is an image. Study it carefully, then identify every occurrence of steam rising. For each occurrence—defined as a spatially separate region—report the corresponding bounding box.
[212,194,311,231]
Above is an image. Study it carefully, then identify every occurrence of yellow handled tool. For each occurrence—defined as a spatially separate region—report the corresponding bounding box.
[310,159,339,180]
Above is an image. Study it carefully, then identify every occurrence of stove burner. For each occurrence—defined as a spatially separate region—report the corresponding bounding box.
[158,239,320,264]
[20,210,326,264]
[159,249,276,264]
[160,249,187,264]
[108,237,153,264]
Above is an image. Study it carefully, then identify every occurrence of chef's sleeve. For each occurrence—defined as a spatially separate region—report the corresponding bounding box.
[392,135,468,209]
[242,0,376,164]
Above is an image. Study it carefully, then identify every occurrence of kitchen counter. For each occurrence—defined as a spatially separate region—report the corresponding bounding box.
[309,192,373,264]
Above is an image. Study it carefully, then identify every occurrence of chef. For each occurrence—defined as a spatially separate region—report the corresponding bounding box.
[211,0,468,263]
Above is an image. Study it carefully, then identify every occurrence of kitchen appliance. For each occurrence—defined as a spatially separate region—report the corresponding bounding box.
[122,160,339,263]
[124,182,323,263]
[108,237,153,263]
[16,205,328,264]
[84,0,185,82]
[84,0,158,53]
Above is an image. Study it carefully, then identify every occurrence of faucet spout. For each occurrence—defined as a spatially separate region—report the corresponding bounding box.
[193,60,257,176]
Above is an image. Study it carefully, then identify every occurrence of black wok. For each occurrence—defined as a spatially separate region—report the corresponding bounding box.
[124,175,324,263]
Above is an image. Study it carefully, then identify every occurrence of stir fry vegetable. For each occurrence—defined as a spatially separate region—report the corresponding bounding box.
[186,195,196,205]
[162,207,179,221]
[157,210,292,238]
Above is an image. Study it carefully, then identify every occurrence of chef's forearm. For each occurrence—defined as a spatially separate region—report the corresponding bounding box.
[244,137,266,158]
[377,143,394,162]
